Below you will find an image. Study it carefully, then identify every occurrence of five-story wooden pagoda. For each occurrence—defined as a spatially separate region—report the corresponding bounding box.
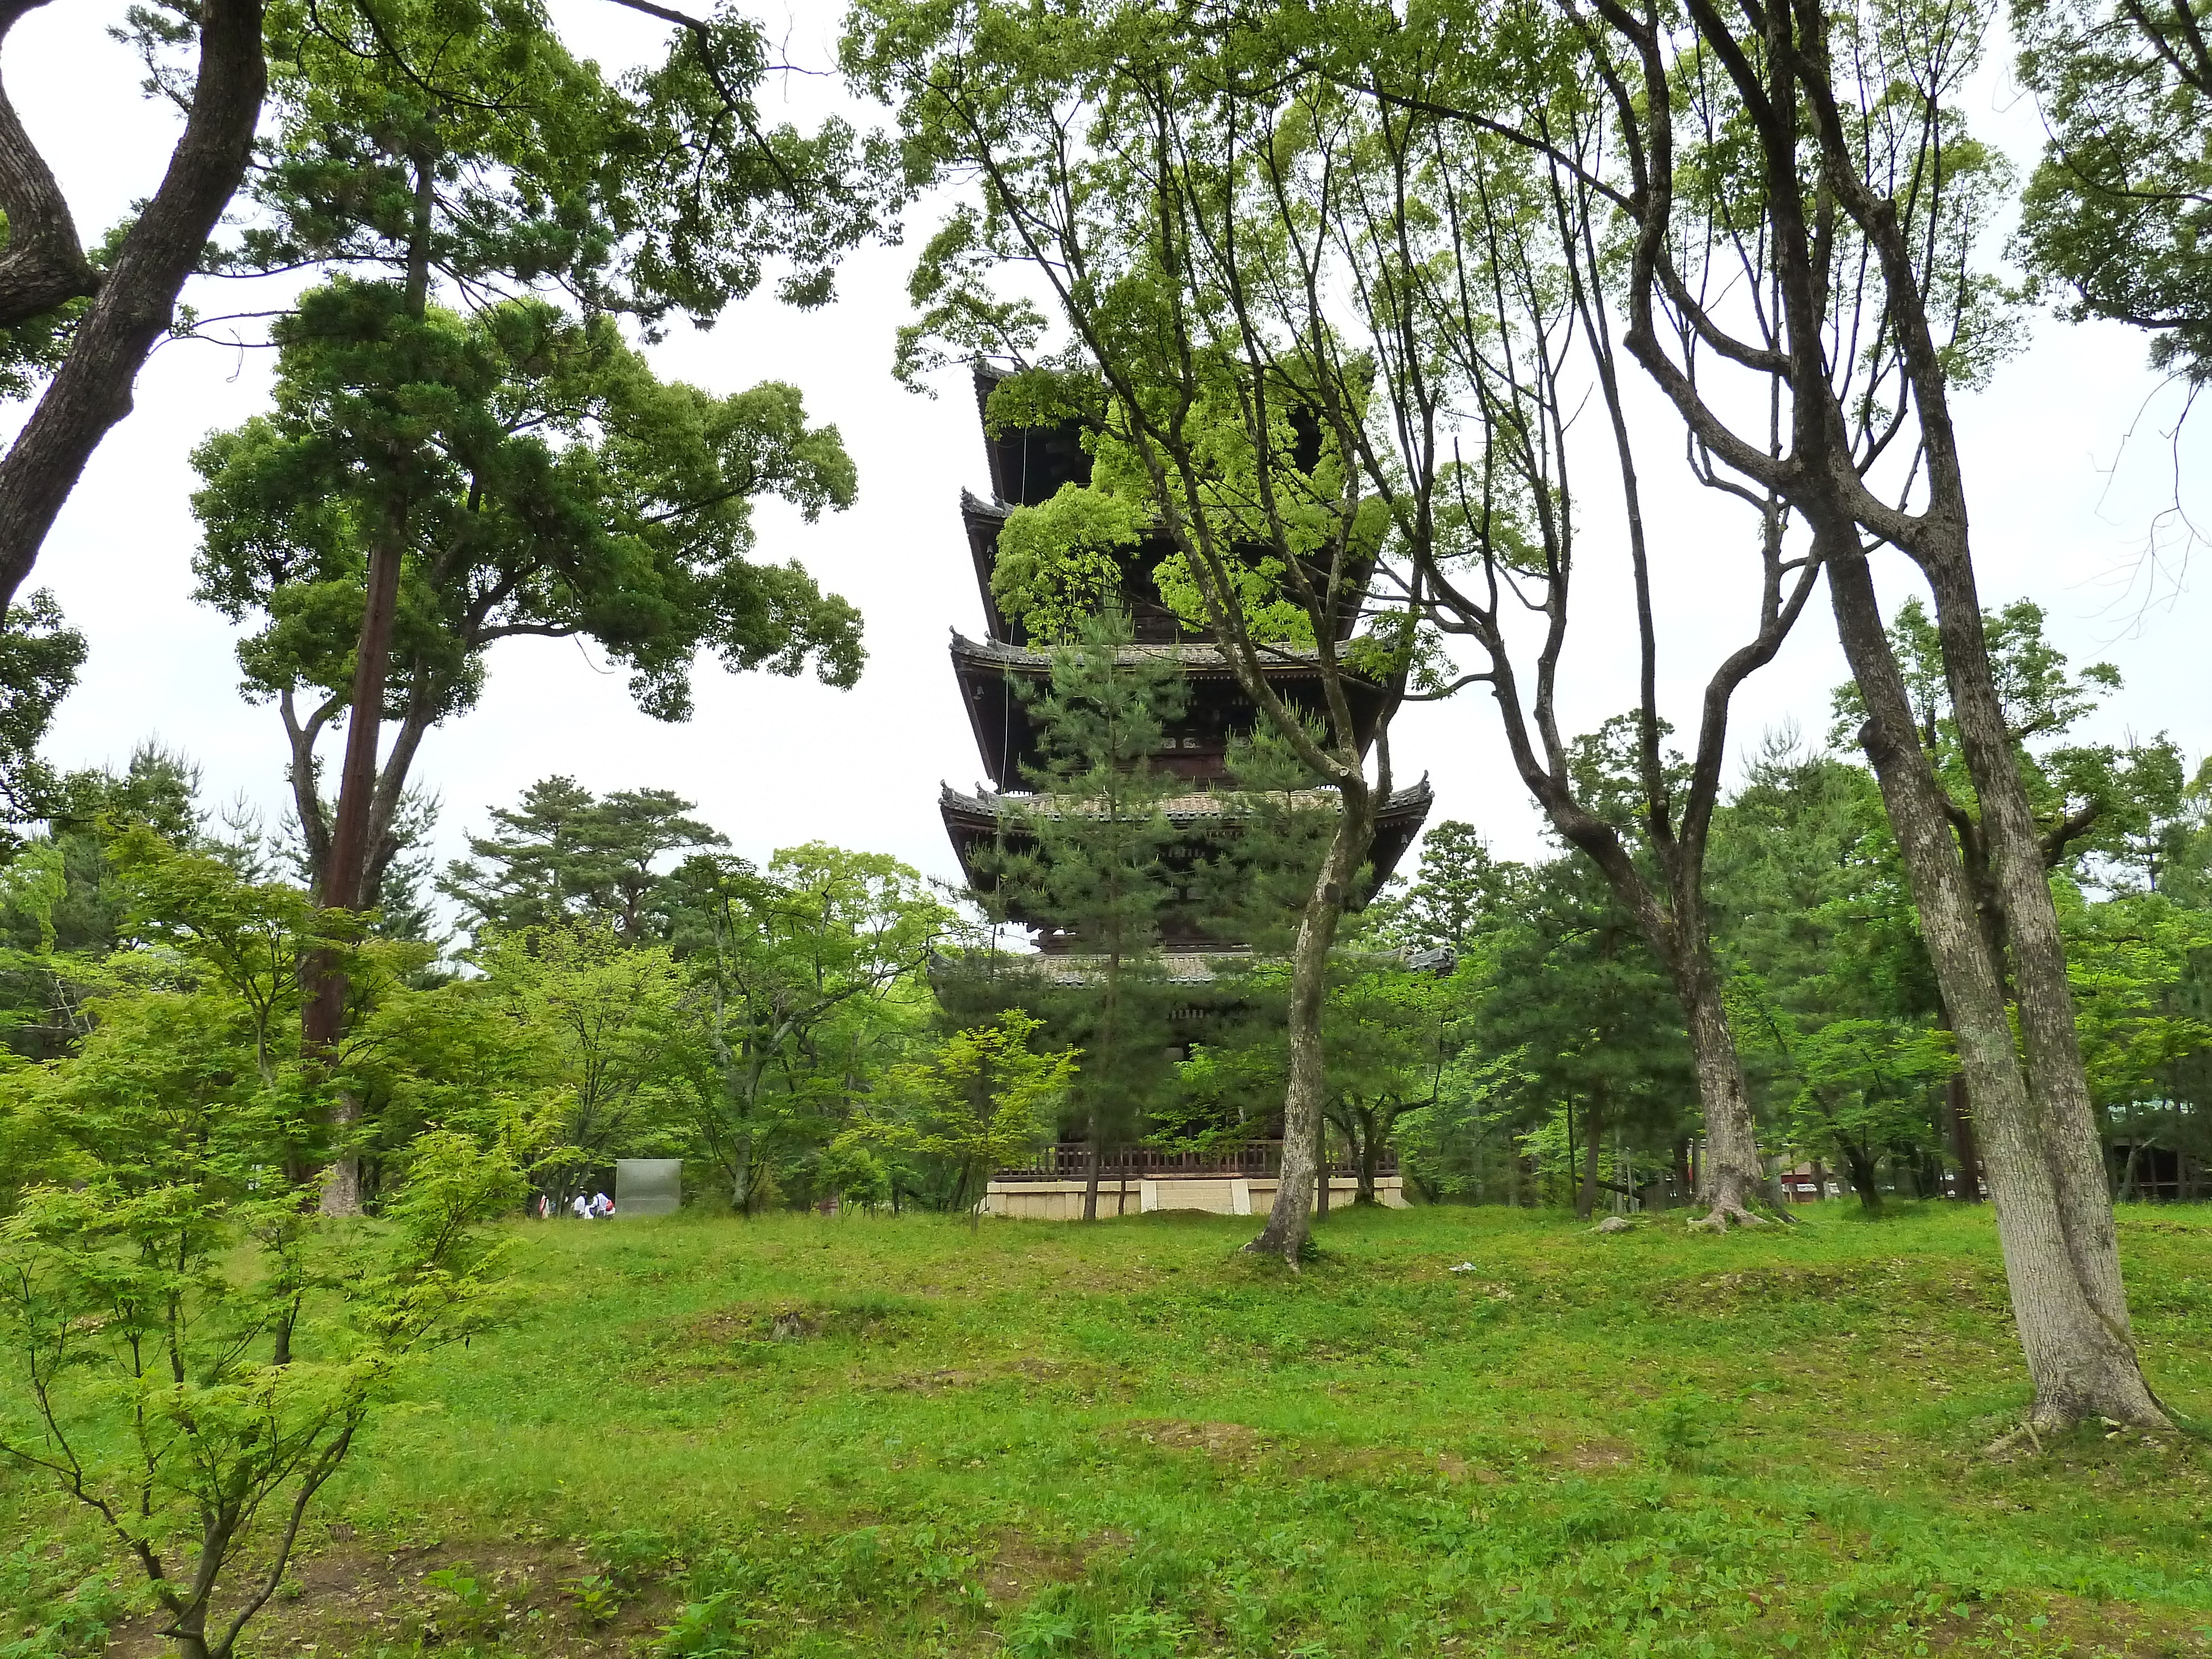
[938,372,1430,1215]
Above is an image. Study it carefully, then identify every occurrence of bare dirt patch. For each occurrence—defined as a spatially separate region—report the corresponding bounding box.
[97,1539,671,1659]
[1125,1417,1274,1463]
[978,1531,1092,1608]
[881,1356,1126,1401]
[680,1297,922,1347]
[1917,1589,2212,1657]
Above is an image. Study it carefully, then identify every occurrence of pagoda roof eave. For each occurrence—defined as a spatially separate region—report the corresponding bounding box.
[948,629,1334,677]
[961,487,1009,524]
[939,778,1434,828]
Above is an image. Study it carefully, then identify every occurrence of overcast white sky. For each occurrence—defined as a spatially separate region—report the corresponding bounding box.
[11,1,2210,907]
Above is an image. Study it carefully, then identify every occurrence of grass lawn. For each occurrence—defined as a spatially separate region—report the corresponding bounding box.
[4,1202,2210,1658]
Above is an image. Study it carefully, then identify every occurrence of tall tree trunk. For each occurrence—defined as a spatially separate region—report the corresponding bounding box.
[310,519,404,1218]
[1672,941,1768,1229]
[1083,1122,1100,1223]
[1577,1087,1603,1220]
[1357,1107,1380,1206]
[1828,542,2166,1430]
[1917,539,2147,1384]
[1247,794,1370,1263]
[1840,1140,1883,1212]
[0,0,267,611]
[308,159,434,1217]
[1314,1110,1332,1220]
[1948,1073,1982,1201]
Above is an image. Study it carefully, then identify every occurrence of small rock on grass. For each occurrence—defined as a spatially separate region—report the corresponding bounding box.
[1594,1216,1634,1235]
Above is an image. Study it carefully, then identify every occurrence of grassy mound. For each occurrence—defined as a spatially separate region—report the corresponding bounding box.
[6,1203,2210,1657]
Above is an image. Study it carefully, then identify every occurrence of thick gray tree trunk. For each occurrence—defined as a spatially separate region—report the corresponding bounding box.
[1247,791,1371,1264]
[1828,544,2164,1431]
[1916,544,2152,1400]
[1670,940,1768,1228]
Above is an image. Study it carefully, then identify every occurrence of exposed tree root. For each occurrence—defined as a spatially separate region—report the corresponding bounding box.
[1987,1395,2176,1458]
[1686,1197,1771,1233]
[1984,1421,2044,1460]
[1240,1232,1304,1272]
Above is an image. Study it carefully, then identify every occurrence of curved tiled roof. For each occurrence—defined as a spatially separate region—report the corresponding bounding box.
[948,630,1326,675]
[939,777,1434,825]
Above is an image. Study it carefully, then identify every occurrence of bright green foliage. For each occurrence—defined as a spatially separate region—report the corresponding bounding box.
[660,844,956,1211]
[0,593,84,852]
[842,1011,1076,1225]
[1316,966,1456,1202]
[107,826,362,1085]
[1178,958,1459,1203]
[1780,1020,1961,1209]
[1820,600,2212,1186]
[332,970,550,1200]
[1370,826,1699,1207]
[1709,742,1955,1206]
[0,825,523,1659]
[1476,860,1694,1213]
[231,0,893,326]
[475,924,688,1197]
[1828,597,2174,885]
[0,1117,520,1659]
[2061,885,2212,1191]
[190,279,863,734]
[2013,0,2212,379]
[442,776,730,945]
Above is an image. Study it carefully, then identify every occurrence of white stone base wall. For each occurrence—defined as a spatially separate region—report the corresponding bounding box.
[982,1175,1408,1219]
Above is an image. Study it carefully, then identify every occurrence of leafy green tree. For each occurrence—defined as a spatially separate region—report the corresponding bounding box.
[1367,822,1517,957]
[1474,860,1695,1218]
[2013,0,2212,382]
[0,1105,520,1659]
[193,287,856,926]
[1317,967,1455,1207]
[840,1010,1076,1228]
[109,826,360,1096]
[202,0,887,935]
[476,923,686,1199]
[1709,739,1954,1207]
[443,777,729,945]
[182,0,892,1218]
[0,592,84,853]
[661,844,953,1211]
[330,968,548,1207]
[0,822,523,1659]
[1470,0,2156,1426]
[1780,1021,1958,1212]
[187,281,864,1219]
[1831,598,2183,932]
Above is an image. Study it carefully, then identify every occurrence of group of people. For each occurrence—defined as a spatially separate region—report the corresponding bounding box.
[533,1190,615,1219]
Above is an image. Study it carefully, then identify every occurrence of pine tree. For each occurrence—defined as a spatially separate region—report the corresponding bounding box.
[441,778,727,945]
[983,611,1191,1219]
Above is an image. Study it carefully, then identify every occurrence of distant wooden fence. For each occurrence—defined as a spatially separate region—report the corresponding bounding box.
[993,1140,1396,1181]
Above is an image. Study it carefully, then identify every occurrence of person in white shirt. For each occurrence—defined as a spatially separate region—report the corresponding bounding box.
[571,1193,592,1220]
[592,1191,614,1217]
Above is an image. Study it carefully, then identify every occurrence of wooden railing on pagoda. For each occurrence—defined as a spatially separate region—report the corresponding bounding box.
[992,1140,1396,1181]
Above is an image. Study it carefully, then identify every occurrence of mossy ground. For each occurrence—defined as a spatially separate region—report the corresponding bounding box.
[6,1202,2210,1658]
